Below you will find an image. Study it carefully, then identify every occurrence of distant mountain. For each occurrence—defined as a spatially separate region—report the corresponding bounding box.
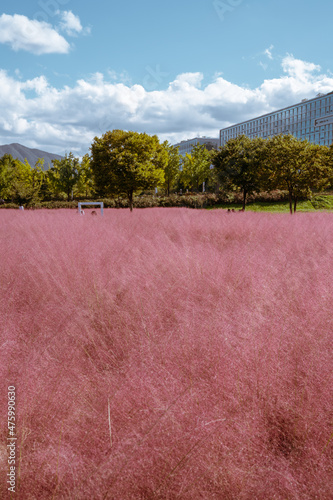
[0,143,64,169]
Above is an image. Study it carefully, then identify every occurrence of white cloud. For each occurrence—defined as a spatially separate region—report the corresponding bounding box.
[172,72,204,89]
[0,55,333,155]
[264,45,274,60]
[0,14,70,55]
[107,70,132,86]
[282,54,321,81]
[58,10,90,36]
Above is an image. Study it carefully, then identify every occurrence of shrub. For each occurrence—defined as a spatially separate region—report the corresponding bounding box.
[311,194,333,210]
[0,191,309,210]
[0,202,19,209]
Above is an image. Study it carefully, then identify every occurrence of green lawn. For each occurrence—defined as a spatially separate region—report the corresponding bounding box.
[207,194,333,213]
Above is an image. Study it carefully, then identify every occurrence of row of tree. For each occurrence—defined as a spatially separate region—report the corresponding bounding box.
[0,132,207,210]
[213,134,332,213]
[0,152,94,206]
[90,130,333,213]
[1,130,333,213]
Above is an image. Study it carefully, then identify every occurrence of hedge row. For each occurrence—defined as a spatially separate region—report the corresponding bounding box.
[0,190,305,210]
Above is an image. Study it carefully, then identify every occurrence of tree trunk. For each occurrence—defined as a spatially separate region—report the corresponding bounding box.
[294,197,297,213]
[128,190,133,212]
[242,189,247,211]
[289,191,293,214]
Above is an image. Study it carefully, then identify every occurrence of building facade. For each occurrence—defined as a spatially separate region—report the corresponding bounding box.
[173,137,219,156]
[220,92,333,148]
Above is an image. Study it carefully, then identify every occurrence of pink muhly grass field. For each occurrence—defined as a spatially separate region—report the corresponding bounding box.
[0,208,332,499]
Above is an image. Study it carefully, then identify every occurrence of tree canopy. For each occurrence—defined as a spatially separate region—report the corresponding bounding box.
[264,135,330,213]
[90,130,168,210]
[161,142,181,196]
[49,153,80,202]
[180,143,213,192]
[0,154,41,205]
[212,135,265,209]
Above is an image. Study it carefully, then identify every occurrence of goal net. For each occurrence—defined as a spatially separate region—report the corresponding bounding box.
[78,202,104,216]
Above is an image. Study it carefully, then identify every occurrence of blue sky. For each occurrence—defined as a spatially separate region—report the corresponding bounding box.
[1,0,333,155]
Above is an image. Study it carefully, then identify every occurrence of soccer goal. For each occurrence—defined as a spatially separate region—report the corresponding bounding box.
[78,202,104,216]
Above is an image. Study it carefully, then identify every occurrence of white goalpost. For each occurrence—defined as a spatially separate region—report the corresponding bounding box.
[78,202,104,216]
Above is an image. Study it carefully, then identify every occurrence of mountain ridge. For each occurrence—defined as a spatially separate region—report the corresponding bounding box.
[0,143,64,168]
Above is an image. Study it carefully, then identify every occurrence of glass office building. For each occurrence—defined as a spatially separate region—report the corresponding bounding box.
[173,137,219,156]
[219,92,333,147]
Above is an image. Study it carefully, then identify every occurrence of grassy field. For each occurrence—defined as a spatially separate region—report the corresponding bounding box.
[207,194,333,213]
[0,209,332,499]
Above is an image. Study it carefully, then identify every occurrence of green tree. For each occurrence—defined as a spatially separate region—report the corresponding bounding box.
[49,153,79,201]
[34,158,52,201]
[76,154,94,198]
[90,130,167,211]
[265,135,330,213]
[212,135,265,210]
[0,154,16,200]
[30,159,46,198]
[180,143,213,192]
[326,143,333,189]
[162,142,181,196]
[0,154,40,205]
